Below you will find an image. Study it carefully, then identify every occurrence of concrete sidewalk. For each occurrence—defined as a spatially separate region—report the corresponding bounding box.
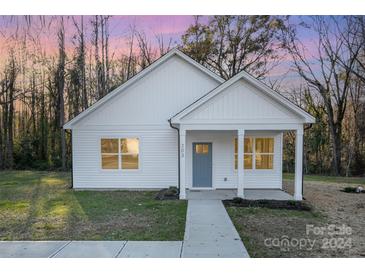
[0,241,183,258]
[182,200,249,258]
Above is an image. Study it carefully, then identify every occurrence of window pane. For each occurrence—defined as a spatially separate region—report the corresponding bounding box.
[234,154,238,169]
[122,154,139,169]
[195,144,209,154]
[101,139,118,153]
[244,138,253,153]
[195,144,202,154]
[202,144,209,154]
[255,154,273,169]
[244,155,253,169]
[255,138,274,153]
[101,154,119,169]
[121,138,139,154]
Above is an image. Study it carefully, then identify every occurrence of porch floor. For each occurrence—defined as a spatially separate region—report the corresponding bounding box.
[186,189,294,200]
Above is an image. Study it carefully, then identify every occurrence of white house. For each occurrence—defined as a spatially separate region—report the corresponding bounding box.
[63,48,315,200]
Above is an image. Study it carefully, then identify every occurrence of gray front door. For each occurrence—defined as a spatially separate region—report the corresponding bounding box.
[192,143,212,188]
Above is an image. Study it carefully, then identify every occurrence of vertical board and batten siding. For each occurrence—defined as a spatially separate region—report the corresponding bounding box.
[71,55,221,188]
[186,131,283,189]
[182,79,303,124]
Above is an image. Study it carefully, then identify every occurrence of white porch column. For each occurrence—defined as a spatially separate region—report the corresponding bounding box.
[179,129,186,199]
[294,127,304,201]
[237,129,245,198]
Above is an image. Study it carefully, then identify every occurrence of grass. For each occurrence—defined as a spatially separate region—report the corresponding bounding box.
[283,173,365,185]
[0,170,187,241]
[226,206,324,258]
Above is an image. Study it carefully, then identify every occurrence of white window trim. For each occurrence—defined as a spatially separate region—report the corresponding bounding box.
[234,137,274,171]
[100,137,141,172]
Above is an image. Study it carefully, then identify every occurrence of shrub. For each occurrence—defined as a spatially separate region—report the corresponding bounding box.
[155,186,179,200]
[342,187,357,193]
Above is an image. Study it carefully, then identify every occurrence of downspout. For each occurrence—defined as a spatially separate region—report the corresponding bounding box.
[168,119,180,195]
[64,129,73,189]
[302,123,313,199]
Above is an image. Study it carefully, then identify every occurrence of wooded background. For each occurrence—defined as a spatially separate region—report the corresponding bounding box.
[0,16,364,176]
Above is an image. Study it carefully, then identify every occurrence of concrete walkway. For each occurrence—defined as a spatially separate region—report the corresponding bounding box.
[182,200,249,258]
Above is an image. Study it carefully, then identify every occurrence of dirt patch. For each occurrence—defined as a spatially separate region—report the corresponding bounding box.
[227,206,329,257]
[284,180,365,257]
[226,180,365,257]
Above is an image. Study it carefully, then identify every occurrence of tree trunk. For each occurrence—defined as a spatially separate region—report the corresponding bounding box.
[40,85,48,161]
[59,20,66,170]
[329,122,342,176]
[0,108,3,169]
[80,16,88,110]
[6,85,14,169]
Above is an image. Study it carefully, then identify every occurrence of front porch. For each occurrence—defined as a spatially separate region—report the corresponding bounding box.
[177,127,304,201]
[169,66,315,202]
[186,189,294,200]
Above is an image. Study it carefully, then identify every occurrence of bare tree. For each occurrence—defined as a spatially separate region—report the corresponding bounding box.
[0,51,17,169]
[136,31,156,69]
[72,16,88,111]
[91,15,111,98]
[126,25,136,80]
[339,16,365,84]
[54,17,66,170]
[282,16,361,175]
[155,33,172,56]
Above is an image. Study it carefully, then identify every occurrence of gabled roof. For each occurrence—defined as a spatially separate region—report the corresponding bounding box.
[64,48,225,129]
[170,69,316,124]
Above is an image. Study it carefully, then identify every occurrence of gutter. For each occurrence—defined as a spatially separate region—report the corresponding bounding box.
[168,119,180,195]
[64,128,73,189]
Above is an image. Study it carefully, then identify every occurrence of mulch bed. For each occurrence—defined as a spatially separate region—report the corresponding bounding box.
[223,197,312,211]
[155,187,179,200]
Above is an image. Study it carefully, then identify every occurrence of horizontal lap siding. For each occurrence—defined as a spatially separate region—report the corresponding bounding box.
[186,131,282,189]
[70,55,221,189]
[72,129,178,188]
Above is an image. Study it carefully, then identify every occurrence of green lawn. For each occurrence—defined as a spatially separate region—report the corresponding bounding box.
[283,173,365,185]
[0,171,187,241]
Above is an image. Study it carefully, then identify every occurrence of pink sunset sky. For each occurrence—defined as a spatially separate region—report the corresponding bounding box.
[0,15,323,90]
